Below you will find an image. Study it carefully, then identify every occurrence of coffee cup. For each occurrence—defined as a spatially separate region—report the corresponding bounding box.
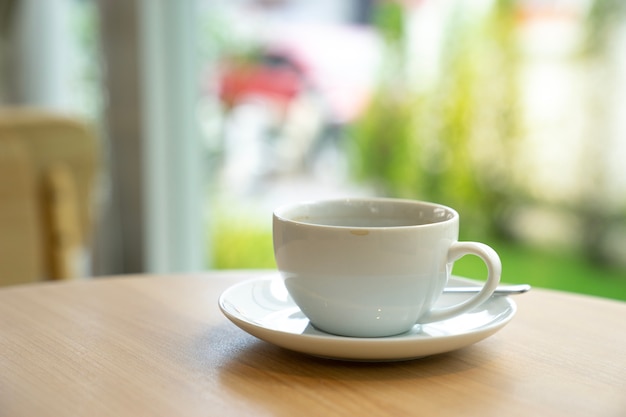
[272,198,501,338]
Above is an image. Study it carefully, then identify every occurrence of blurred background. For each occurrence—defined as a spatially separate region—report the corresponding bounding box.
[0,0,624,300]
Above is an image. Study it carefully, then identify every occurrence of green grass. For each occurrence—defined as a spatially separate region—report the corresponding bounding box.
[212,227,626,302]
[452,240,626,301]
[212,223,276,270]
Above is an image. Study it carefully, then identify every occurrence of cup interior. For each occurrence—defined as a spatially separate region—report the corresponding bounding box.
[274,198,457,228]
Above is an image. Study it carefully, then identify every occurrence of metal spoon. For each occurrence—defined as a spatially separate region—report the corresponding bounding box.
[444,284,531,295]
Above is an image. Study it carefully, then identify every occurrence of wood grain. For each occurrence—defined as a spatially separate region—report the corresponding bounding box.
[0,271,624,417]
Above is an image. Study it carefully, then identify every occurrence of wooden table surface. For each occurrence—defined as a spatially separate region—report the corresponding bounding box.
[1,271,624,417]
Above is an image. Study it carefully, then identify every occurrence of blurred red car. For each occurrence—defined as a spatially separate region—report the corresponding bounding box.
[217,52,307,114]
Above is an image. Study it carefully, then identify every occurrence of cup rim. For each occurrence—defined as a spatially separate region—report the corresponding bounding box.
[273,197,459,230]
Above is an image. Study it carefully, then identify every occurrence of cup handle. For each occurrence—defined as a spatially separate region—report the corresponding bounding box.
[420,242,502,323]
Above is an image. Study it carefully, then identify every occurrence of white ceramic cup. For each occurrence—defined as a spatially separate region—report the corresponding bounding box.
[273,198,502,338]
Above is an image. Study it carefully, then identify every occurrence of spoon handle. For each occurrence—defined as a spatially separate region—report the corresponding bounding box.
[444,284,531,295]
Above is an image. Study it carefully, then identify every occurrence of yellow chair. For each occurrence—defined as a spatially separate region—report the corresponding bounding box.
[0,108,99,286]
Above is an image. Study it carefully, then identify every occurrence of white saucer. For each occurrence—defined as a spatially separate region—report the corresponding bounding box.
[218,274,517,361]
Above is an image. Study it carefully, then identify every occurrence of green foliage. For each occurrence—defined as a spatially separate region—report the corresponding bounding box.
[350,92,421,198]
[583,0,626,54]
[373,1,405,44]
[348,0,521,238]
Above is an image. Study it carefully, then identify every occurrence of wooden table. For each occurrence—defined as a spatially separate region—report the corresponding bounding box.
[1,271,624,417]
